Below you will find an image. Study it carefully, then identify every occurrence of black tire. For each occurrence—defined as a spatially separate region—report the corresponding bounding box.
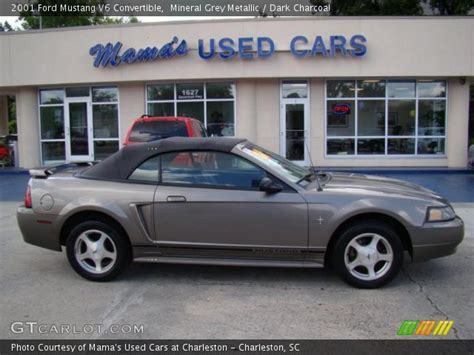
[66,220,131,282]
[332,220,404,289]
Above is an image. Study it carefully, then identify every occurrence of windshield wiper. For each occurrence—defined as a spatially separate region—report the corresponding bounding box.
[296,170,323,192]
[296,172,315,184]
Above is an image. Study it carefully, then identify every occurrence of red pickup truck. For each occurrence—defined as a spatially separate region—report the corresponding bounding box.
[123,116,207,146]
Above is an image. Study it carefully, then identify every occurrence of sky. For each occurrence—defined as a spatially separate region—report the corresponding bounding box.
[0,16,242,29]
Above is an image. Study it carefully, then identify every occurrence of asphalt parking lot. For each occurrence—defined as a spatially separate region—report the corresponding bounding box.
[0,173,473,340]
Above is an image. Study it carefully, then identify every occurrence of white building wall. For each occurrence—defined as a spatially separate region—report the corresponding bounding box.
[0,18,472,87]
[16,87,39,168]
[310,79,326,167]
[446,79,470,168]
[255,79,280,153]
[118,82,145,146]
[1,18,472,168]
[235,79,257,142]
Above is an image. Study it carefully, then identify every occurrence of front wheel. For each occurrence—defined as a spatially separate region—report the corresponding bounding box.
[66,220,131,281]
[332,221,404,289]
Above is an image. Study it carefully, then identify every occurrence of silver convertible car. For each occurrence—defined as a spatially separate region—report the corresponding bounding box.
[17,137,464,288]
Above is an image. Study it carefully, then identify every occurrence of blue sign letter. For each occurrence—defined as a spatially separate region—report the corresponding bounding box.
[311,36,328,56]
[238,37,254,59]
[175,40,188,56]
[290,36,308,57]
[159,37,178,58]
[218,38,236,60]
[121,48,137,64]
[89,42,122,68]
[350,35,367,57]
[199,39,215,60]
[257,37,274,58]
[329,35,347,57]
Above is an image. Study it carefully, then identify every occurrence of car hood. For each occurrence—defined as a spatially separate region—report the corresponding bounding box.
[316,172,447,203]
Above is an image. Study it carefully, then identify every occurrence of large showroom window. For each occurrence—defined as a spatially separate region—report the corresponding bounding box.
[146,82,235,136]
[91,87,120,160]
[326,80,447,156]
[39,90,66,164]
[39,86,120,164]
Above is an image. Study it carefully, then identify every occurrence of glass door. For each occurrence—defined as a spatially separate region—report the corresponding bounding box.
[280,101,309,165]
[65,98,93,162]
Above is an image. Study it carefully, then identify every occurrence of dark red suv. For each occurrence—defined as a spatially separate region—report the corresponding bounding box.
[123,116,207,146]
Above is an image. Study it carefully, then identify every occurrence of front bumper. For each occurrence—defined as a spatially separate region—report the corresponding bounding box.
[408,216,464,262]
[17,206,62,251]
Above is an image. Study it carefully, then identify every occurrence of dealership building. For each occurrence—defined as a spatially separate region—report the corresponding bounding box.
[0,17,472,168]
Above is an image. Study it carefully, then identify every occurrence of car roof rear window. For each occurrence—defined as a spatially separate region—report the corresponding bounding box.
[129,120,188,142]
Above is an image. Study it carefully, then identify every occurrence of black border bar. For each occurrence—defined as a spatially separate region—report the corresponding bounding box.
[2,1,332,17]
[1,339,474,355]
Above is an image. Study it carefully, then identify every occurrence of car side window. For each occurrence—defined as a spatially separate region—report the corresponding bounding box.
[128,156,159,183]
[192,121,207,137]
[199,122,208,137]
[129,121,188,142]
[160,151,266,190]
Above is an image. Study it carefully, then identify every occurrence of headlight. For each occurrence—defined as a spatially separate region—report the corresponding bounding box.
[426,206,456,222]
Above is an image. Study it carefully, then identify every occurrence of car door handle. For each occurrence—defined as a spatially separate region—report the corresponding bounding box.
[166,195,187,202]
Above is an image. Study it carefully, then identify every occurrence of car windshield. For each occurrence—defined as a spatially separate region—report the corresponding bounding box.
[238,143,311,184]
[129,121,188,142]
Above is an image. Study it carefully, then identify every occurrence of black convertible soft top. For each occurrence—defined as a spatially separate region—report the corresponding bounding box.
[79,137,247,180]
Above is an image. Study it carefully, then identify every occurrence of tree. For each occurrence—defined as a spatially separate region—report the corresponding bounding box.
[7,96,16,135]
[0,21,14,32]
[95,16,140,25]
[425,0,474,15]
[379,0,424,15]
[19,0,139,30]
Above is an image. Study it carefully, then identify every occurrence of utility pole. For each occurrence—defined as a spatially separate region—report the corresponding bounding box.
[32,2,42,29]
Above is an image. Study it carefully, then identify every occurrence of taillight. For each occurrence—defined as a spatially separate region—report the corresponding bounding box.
[24,186,32,208]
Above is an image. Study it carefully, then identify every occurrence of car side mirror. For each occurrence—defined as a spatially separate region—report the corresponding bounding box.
[259,177,283,193]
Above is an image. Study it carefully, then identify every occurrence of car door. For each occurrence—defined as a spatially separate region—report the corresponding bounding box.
[152,150,308,259]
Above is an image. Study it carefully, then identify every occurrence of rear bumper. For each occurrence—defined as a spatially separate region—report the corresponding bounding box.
[17,206,61,251]
[408,216,464,262]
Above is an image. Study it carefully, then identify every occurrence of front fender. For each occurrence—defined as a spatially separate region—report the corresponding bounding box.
[306,195,429,249]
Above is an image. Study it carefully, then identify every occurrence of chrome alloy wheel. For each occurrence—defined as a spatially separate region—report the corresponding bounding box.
[74,229,117,274]
[344,233,393,281]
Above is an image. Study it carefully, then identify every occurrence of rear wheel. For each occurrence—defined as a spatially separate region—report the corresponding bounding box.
[332,221,403,289]
[66,220,131,281]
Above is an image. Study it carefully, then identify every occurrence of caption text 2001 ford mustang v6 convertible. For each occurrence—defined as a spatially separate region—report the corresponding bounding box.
[17,137,464,288]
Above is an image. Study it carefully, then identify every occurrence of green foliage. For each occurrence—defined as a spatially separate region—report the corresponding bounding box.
[426,0,474,15]
[19,0,139,29]
[7,96,16,135]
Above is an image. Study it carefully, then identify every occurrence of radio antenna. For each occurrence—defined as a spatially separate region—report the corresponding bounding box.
[305,141,322,191]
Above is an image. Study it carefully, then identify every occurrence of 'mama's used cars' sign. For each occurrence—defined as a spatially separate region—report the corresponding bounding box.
[89,35,367,68]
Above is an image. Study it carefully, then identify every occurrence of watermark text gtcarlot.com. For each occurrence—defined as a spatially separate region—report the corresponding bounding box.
[10,321,144,335]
